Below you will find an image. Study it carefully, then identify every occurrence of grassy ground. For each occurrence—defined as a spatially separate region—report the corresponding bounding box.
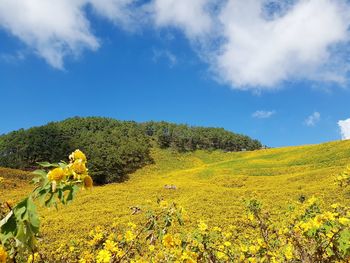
[2,139,350,250]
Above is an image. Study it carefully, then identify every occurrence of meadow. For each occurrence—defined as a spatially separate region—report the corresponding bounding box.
[1,139,350,261]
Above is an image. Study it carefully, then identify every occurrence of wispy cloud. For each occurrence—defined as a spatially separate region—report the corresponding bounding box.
[1,0,350,91]
[1,51,26,64]
[338,118,350,140]
[252,110,276,119]
[152,48,177,68]
[304,112,321,127]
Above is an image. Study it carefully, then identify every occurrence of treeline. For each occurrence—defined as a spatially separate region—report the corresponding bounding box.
[142,121,262,152]
[0,117,262,184]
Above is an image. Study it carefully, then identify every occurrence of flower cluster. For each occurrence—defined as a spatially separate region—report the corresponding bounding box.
[51,196,349,263]
[0,150,92,263]
[46,149,92,189]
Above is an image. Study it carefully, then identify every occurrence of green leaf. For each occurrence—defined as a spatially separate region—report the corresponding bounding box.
[26,197,40,233]
[58,162,68,169]
[66,185,79,205]
[44,193,56,208]
[36,162,59,168]
[0,211,16,244]
[339,229,350,256]
[32,169,47,177]
[14,197,40,250]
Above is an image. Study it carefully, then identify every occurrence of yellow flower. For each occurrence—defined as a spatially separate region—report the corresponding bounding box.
[96,250,111,263]
[339,217,350,226]
[0,177,4,184]
[174,234,182,246]
[47,167,66,182]
[0,246,7,263]
[149,245,155,252]
[79,251,94,263]
[162,234,175,248]
[217,251,226,259]
[257,238,265,247]
[306,196,318,206]
[323,212,336,221]
[104,240,118,253]
[249,245,258,254]
[326,232,334,239]
[90,233,104,246]
[213,226,222,232]
[116,249,125,258]
[198,220,208,232]
[224,241,231,247]
[223,232,232,239]
[83,175,93,188]
[240,244,248,253]
[313,216,323,228]
[27,252,40,263]
[198,243,205,252]
[247,213,254,221]
[127,222,137,229]
[125,230,136,242]
[70,149,87,162]
[71,160,88,175]
[155,251,165,260]
[181,251,196,262]
[284,244,293,260]
[159,200,168,209]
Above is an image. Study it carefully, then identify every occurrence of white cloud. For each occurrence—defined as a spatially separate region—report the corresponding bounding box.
[0,0,137,69]
[305,111,321,127]
[1,0,350,91]
[88,0,139,28]
[148,0,350,90]
[338,118,350,140]
[150,0,213,38]
[213,0,350,89]
[252,110,275,119]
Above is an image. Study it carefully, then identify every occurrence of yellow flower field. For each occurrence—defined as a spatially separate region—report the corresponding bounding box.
[1,139,350,261]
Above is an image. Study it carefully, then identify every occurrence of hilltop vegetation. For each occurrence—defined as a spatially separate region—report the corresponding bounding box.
[0,117,261,184]
[2,139,350,262]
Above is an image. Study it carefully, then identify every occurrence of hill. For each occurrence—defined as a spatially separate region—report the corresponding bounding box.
[0,117,262,184]
[2,139,350,253]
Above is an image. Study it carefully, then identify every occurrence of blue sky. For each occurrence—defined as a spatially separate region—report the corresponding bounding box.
[1,0,350,147]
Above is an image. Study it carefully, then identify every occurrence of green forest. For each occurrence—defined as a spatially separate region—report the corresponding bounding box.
[0,117,262,184]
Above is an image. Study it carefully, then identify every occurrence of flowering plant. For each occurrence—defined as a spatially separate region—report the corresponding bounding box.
[0,150,92,262]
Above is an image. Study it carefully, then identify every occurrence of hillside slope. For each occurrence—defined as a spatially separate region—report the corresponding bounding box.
[2,139,350,250]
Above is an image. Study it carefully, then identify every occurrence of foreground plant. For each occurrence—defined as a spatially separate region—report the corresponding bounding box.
[0,150,92,262]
